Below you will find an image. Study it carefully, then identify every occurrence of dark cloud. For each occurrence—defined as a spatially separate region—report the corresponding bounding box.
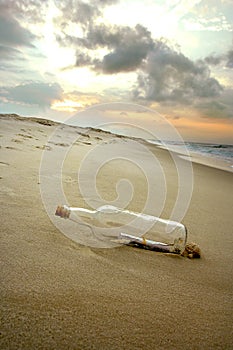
[226,50,233,68]
[100,44,147,73]
[56,4,224,104]
[205,55,222,65]
[2,82,63,108]
[75,50,94,67]
[132,43,223,103]
[67,23,154,73]
[52,1,227,108]
[80,23,123,49]
[0,11,35,47]
[88,23,152,50]
[63,23,154,73]
[58,21,153,52]
[204,47,233,69]
[97,25,154,73]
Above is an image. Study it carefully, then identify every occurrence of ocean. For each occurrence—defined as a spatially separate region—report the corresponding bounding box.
[147,140,233,172]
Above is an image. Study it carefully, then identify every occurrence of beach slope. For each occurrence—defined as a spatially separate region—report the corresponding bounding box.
[1,115,233,349]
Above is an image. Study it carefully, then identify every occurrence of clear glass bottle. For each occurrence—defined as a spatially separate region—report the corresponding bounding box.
[55,205,187,253]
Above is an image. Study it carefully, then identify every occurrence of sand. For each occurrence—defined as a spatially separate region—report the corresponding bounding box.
[0,114,233,350]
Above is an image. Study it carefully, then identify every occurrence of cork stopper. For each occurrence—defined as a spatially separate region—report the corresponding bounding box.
[55,205,70,219]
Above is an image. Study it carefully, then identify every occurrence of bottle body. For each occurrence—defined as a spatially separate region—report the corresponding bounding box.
[55,205,187,253]
[96,205,187,253]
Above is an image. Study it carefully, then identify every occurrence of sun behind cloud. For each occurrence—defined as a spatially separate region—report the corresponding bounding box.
[0,0,232,143]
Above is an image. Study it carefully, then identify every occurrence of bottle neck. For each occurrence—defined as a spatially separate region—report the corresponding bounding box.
[69,207,97,221]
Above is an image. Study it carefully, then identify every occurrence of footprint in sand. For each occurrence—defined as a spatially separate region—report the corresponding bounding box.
[17,133,34,139]
[0,161,10,166]
[11,138,23,143]
[63,176,77,184]
[35,145,52,151]
[48,141,70,147]
[5,146,18,150]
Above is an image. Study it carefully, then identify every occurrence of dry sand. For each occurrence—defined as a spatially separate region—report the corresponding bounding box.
[0,114,233,349]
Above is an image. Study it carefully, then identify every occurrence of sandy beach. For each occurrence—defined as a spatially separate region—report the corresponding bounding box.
[1,114,233,350]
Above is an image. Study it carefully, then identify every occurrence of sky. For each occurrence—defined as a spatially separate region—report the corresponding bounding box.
[0,0,233,143]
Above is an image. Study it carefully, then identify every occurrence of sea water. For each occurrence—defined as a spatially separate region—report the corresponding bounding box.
[186,142,232,163]
[147,140,233,172]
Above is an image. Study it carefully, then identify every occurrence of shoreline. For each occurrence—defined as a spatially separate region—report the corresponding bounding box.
[180,152,233,173]
[146,139,233,173]
[1,113,232,174]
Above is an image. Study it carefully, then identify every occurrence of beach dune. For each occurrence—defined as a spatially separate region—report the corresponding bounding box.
[0,115,233,350]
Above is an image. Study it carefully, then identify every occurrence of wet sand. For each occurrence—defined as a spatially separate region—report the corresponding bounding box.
[1,114,233,349]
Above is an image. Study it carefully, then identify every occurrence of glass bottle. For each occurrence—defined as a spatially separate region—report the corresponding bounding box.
[55,204,187,253]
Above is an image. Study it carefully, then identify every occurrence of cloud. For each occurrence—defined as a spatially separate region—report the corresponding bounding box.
[195,88,233,119]
[101,47,142,73]
[94,0,119,5]
[0,11,35,47]
[59,21,153,50]
[54,0,119,31]
[0,0,48,23]
[0,1,48,85]
[63,23,154,74]
[226,49,233,68]
[204,47,233,68]
[78,23,124,49]
[56,3,224,104]
[0,45,24,60]
[205,55,222,65]
[1,82,63,108]
[54,0,227,110]
[132,42,223,103]
[181,0,233,32]
[102,25,154,73]
[75,50,94,67]
[54,1,100,28]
